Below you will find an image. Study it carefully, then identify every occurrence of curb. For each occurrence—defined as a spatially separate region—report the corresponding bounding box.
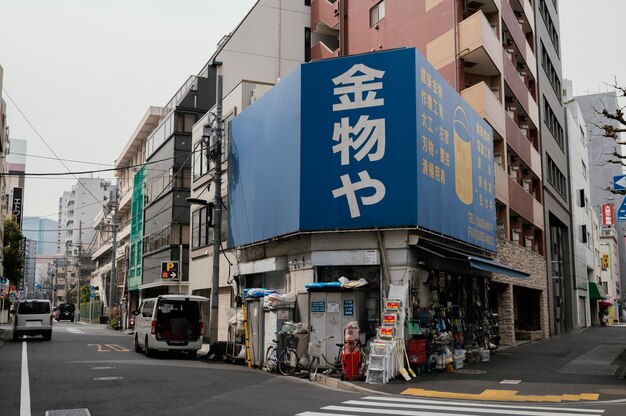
[314,373,391,396]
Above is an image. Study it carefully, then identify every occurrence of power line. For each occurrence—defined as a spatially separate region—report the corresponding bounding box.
[2,87,109,212]
[10,152,115,166]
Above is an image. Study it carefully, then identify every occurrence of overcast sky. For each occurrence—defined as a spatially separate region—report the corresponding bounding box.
[0,0,623,220]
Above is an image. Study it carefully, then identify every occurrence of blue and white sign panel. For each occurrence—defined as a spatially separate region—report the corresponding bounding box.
[618,198,626,221]
[229,48,496,251]
[614,174,626,191]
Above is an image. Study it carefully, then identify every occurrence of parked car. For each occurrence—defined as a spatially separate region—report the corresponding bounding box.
[133,295,208,358]
[12,299,53,341]
[56,303,75,321]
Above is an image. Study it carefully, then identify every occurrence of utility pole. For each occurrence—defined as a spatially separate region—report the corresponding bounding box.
[77,221,82,322]
[209,62,223,345]
[107,187,119,318]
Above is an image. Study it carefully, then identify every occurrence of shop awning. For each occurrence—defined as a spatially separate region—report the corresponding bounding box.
[418,239,530,279]
[589,282,606,300]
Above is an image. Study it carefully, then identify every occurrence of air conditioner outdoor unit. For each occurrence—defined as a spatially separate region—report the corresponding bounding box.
[509,166,519,180]
[523,179,531,192]
[512,229,521,242]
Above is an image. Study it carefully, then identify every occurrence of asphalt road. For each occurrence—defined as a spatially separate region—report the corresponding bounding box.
[0,321,357,416]
[0,322,622,416]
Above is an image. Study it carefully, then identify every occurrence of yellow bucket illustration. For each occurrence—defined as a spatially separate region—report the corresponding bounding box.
[453,107,473,205]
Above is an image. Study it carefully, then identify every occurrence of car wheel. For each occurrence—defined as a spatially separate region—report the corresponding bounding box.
[12,330,19,342]
[44,331,52,341]
[134,334,142,353]
[145,336,155,358]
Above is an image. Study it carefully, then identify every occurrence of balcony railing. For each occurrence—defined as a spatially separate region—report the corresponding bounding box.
[459,10,503,78]
[461,81,506,138]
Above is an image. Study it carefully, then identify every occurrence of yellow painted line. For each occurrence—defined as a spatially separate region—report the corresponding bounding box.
[401,388,600,403]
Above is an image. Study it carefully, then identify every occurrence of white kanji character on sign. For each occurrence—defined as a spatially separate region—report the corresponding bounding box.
[332,115,386,165]
[332,64,385,111]
[332,171,386,218]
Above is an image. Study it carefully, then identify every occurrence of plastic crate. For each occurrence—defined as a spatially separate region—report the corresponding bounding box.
[369,354,386,371]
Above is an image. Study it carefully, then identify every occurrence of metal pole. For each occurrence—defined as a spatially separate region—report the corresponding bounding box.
[209,65,223,345]
[108,187,118,318]
[77,221,81,322]
[179,229,183,295]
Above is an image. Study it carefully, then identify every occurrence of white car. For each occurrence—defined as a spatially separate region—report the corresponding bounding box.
[133,295,208,358]
[12,299,53,341]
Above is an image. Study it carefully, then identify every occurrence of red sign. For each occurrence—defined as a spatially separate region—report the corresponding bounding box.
[385,300,400,311]
[383,314,397,324]
[602,204,615,226]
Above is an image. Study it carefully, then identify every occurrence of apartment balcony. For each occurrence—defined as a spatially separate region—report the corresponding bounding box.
[118,187,132,216]
[508,175,542,229]
[311,41,339,61]
[494,163,510,205]
[311,0,339,33]
[503,57,539,127]
[501,1,536,79]
[458,10,503,78]
[461,81,506,138]
[520,0,535,33]
[118,223,131,242]
[505,114,541,175]
[92,241,112,262]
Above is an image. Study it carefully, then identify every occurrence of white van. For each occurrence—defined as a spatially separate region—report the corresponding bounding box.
[12,299,53,341]
[133,295,208,358]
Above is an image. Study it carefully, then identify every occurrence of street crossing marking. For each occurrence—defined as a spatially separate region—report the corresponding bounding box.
[87,344,129,353]
[296,395,605,416]
[67,328,84,334]
[401,388,600,403]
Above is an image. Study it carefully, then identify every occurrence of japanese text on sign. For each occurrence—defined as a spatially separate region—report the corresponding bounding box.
[331,64,387,218]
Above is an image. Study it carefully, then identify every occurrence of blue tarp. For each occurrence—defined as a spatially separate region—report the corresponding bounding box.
[243,288,277,298]
[304,282,342,289]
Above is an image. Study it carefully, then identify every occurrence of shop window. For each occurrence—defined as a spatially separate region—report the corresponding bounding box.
[316,265,381,285]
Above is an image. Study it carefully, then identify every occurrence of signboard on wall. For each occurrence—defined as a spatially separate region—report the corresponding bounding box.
[230,48,496,251]
[12,187,23,228]
[602,254,609,270]
[602,204,615,225]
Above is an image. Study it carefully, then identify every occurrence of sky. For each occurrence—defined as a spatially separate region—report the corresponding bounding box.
[0,0,623,219]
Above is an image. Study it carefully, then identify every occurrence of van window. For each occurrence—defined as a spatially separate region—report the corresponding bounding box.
[18,301,51,314]
[141,301,154,318]
[157,300,200,320]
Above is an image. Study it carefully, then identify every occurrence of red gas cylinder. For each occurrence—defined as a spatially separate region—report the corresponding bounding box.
[342,351,361,380]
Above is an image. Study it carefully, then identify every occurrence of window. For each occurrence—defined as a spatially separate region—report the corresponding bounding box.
[579,189,585,207]
[539,0,559,56]
[305,27,311,63]
[543,96,564,149]
[546,155,567,200]
[370,1,385,27]
[305,0,311,5]
[191,205,212,249]
[193,141,207,180]
[540,42,561,97]
[581,224,587,243]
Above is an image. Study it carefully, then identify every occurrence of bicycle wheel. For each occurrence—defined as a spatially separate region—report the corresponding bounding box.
[359,350,368,379]
[265,345,277,372]
[308,356,320,381]
[278,348,298,376]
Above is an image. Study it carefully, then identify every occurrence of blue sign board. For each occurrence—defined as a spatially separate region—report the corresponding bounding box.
[343,299,354,316]
[229,48,496,251]
[311,301,326,313]
[614,175,626,191]
[618,198,626,221]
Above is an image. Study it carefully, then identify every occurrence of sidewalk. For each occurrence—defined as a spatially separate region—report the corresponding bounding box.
[327,324,626,403]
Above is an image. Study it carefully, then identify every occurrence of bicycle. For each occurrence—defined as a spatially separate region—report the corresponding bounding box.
[307,332,343,381]
[265,335,299,376]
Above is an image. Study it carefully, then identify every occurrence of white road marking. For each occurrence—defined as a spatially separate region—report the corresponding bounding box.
[67,328,84,334]
[297,396,605,416]
[93,377,123,381]
[91,367,116,370]
[21,342,31,416]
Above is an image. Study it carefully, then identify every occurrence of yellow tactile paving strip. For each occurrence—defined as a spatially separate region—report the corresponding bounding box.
[401,388,600,403]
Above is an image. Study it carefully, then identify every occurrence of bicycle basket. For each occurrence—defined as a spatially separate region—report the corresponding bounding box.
[285,333,298,349]
[308,342,322,357]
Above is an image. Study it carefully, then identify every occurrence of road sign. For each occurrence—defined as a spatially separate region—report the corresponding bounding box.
[161,261,179,280]
[614,175,626,191]
[618,198,626,221]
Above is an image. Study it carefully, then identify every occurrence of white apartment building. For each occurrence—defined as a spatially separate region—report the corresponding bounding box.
[564,80,595,328]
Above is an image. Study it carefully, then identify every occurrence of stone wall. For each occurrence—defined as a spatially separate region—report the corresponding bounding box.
[493,237,550,343]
